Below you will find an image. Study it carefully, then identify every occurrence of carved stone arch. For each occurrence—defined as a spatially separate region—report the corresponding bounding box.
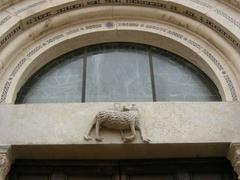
[0,5,239,103]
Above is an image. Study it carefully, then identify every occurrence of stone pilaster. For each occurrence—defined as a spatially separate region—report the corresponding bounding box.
[227,143,240,180]
[0,146,12,180]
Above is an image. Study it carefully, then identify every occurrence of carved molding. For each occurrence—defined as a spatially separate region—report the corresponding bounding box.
[0,146,12,180]
[221,0,240,9]
[227,143,240,180]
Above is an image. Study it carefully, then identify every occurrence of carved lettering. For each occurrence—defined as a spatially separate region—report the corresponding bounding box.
[223,75,238,101]
[205,19,240,48]
[26,45,43,57]
[104,0,122,4]
[214,9,240,29]
[26,12,52,25]
[66,28,80,35]
[55,3,85,14]
[203,49,224,71]
[85,24,102,29]
[87,0,101,5]
[169,5,177,11]
[187,39,202,50]
[145,24,167,32]
[0,81,11,103]
[167,30,183,39]
[10,58,27,78]
[184,10,196,18]
[0,15,11,26]
[125,0,167,8]
[118,22,139,27]
[0,25,22,49]
[45,34,64,44]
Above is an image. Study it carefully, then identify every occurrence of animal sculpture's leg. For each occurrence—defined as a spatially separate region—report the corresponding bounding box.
[124,123,136,141]
[95,120,104,141]
[84,120,95,141]
[138,126,151,143]
[120,130,127,142]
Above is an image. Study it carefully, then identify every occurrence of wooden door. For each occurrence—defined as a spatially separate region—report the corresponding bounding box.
[8,158,237,180]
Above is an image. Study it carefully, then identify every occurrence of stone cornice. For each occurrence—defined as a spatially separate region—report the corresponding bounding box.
[227,143,240,180]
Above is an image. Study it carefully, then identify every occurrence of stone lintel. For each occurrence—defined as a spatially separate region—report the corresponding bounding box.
[227,143,240,180]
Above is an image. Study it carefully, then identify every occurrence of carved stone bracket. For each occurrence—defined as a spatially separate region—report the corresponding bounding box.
[227,143,240,180]
[0,146,12,180]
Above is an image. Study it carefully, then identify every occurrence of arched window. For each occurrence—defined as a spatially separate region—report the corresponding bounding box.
[16,43,221,104]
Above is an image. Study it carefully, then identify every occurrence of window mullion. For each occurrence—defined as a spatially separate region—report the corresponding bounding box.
[148,47,157,102]
[81,49,87,102]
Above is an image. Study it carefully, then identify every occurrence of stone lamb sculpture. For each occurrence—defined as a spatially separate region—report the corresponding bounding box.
[84,104,150,143]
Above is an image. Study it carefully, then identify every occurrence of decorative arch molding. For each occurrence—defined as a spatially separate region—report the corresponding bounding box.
[1,0,240,52]
[3,0,240,12]
[0,1,239,103]
[0,0,239,11]
[0,19,239,103]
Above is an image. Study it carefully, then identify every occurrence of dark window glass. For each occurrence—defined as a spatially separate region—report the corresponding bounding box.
[152,49,221,101]
[16,52,84,103]
[15,43,221,104]
[85,45,152,102]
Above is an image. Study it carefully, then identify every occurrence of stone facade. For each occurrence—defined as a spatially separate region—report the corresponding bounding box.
[0,0,240,179]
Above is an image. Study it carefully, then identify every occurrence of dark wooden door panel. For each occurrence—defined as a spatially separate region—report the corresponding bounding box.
[18,175,48,180]
[8,158,237,180]
[192,173,222,180]
[129,175,174,180]
[68,176,113,180]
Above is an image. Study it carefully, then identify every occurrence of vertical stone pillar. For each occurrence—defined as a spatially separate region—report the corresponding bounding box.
[227,143,240,180]
[0,146,12,180]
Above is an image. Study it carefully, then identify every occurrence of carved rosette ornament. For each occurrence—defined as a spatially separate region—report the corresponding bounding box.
[84,104,150,143]
[227,143,240,180]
